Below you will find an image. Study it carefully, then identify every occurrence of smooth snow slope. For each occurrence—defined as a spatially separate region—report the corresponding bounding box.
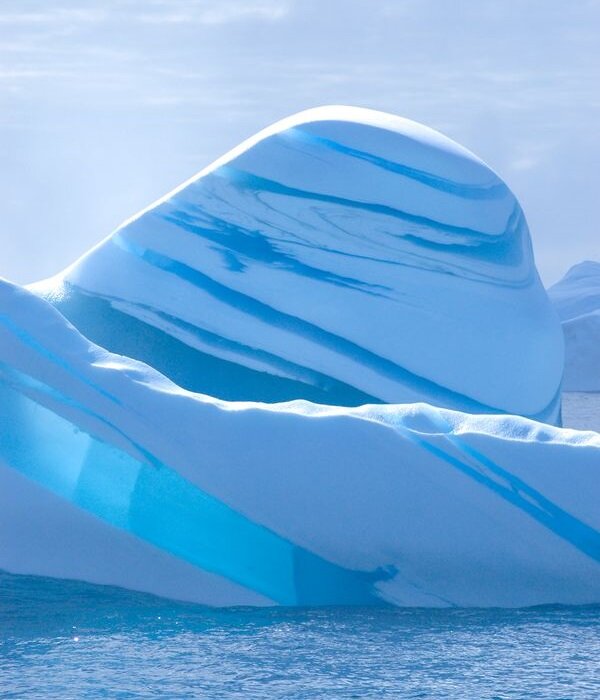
[1,279,598,608]
[549,260,600,391]
[32,106,563,423]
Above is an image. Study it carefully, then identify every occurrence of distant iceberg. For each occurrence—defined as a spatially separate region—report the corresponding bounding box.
[1,279,599,607]
[549,260,600,391]
[32,106,563,423]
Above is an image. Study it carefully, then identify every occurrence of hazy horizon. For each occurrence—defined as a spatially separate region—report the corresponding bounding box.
[2,0,599,286]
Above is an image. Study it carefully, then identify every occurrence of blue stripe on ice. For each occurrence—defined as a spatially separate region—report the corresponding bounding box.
[96,292,381,402]
[282,128,508,200]
[389,410,600,565]
[161,209,391,296]
[0,311,120,407]
[53,283,381,406]
[213,166,524,268]
[111,232,558,423]
[0,368,391,606]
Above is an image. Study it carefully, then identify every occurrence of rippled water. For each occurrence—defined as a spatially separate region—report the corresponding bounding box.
[1,572,599,699]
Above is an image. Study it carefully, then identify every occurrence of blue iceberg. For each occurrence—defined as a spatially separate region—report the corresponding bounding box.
[1,107,597,608]
[549,260,600,391]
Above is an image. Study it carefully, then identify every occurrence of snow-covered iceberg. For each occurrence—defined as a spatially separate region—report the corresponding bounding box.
[32,106,563,423]
[1,279,599,608]
[549,260,600,391]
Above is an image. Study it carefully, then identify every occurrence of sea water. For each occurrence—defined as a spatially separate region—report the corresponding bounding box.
[1,571,599,699]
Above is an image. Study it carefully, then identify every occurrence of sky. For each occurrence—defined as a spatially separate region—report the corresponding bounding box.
[1,0,599,286]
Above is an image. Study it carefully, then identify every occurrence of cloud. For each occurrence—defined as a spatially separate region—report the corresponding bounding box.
[0,68,75,80]
[510,156,539,172]
[0,8,106,24]
[138,0,291,25]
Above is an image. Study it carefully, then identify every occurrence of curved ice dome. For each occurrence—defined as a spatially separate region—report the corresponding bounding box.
[33,106,563,422]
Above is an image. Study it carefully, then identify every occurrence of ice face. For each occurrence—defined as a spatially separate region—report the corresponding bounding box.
[31,106,563,423]
[0,278,599,607]
[549,260,600,391]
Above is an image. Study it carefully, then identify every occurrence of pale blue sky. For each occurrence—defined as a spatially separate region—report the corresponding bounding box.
[1,0,599,285]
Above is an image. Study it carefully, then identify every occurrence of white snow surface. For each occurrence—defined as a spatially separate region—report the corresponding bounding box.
[549,260,600,391]
[1,279,599,608]
[31,106,563,423]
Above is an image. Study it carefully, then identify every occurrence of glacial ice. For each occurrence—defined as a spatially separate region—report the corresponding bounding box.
[32,106,563,423]
[0,279,599,607]
[1,107,595,608]
[549,260,600,391]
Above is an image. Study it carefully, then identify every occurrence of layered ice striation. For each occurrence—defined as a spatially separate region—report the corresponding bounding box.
[32,107,563,423]
[1,279,599,608]
[549,260,600,391]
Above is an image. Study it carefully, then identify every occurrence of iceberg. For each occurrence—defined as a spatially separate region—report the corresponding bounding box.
[1,107,593,608]
[32,106,563,423]
[549,260,600,391]
[1,279,599,608]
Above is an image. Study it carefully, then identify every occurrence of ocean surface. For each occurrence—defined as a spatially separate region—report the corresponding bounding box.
[1,393,599,699]
[1,571,600,699]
